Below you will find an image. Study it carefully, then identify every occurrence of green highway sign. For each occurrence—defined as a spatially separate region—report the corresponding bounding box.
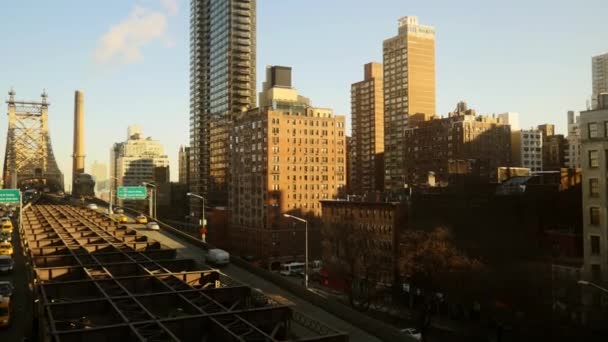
[0,189,20,203]
[117,186,148,199]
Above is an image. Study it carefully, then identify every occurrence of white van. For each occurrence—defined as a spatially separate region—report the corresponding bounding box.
[280,262,305,276]
[207,249,230,266]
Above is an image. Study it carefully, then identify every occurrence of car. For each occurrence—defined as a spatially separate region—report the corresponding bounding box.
[0,232,10,243]
[0,256,13,273]
[400,328,421,341]
[57,191,64,196]
[1,220,12,234]
[146,222,160,231]
[86,203,98,210]
[0,297,10,328]
[113,207,124,214]
[135,215,148,224]
[0,242,12,256]
[0,281,13,297]
[117,215,129,223]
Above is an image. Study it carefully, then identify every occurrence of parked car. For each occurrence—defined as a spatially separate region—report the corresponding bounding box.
[0,281,14,297]
[0,242,12,256]
[0,297,10,328]
[86,203,98,210]
[135,215,148,224]
[207,249,230,266]
[146,222,160,231]
[113,207,124,214]
[400,328,421,341]
[0,256,13,274]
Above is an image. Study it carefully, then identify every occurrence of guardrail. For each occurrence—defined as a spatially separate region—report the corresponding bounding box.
[87,197,415,342]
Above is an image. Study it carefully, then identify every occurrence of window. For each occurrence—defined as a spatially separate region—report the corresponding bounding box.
[590,179,600,197]
[589,122,599,138]
[591,236,600,255]
[590,207,600,225]
[589,150,599,168]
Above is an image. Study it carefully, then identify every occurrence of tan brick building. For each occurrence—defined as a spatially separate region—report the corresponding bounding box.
[229,66,347,266]
[403,102,511,185]
[320,200,407,289]
[351,62,384,195]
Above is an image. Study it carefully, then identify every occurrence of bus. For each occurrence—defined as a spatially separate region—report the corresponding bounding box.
[280,262,305,276]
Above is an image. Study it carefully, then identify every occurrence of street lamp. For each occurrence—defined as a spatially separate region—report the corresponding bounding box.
[142,182,157,219]
[187,192,206,242]
[108,176,119,215]
[578,280,608,294]
[283,213,309,289]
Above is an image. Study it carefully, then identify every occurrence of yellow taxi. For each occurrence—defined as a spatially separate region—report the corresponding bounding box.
[135,215,148,224]
[0,297,10,328]
[117,215,129,223]
[0,220,12,234]
[0,242,12,256]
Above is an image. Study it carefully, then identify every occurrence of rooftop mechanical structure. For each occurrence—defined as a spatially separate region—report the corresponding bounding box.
[22,197,348,342]
[3,89,64,191]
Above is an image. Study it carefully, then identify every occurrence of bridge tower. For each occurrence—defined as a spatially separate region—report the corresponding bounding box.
[3,89,64,190]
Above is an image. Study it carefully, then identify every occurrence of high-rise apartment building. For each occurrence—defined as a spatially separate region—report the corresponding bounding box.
[351,62,384,194]
[189,0,256,212]
[497,112,520,131]
[511,129,543,172]
[566,111,581,168]
[230,67,346,264]
[580,94,608,307]
[110,126,170,202]
[90,161,108,192]
[537,124,566,170]
[178,145,190,185]
[403,102,511,184]
[538,124,555,139]
[592,53,608,109]
[383,16,436,192]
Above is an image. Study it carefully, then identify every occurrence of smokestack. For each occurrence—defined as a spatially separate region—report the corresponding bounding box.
[73,90,85,178]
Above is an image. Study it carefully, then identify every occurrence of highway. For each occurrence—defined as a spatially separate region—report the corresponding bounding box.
[116,215,383,342]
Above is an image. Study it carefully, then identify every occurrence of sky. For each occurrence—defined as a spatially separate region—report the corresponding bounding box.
[0,0,606,186]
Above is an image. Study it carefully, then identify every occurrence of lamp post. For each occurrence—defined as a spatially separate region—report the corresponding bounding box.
[108,176,119,215]
[578,280,608,294]
[283,214,308,289]
[187,192,206,242]
[142,182,157,219]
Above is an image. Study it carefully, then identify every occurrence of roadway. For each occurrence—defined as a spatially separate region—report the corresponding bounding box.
[0,217,34,341]
[113,213,383,342]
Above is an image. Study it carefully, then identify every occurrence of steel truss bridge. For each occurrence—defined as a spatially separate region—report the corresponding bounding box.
[3,89,63,190]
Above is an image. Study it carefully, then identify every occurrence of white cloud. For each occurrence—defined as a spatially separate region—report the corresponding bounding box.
[160,0,179,16]
[94,6,169,65]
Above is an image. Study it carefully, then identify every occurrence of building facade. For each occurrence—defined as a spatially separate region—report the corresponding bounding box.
[498,112,520,131]
[592,53,608,109]
[580,96,608,297]
[537,123,566,170]
[567,111,581,168]
[110,126,170,202]
[90,161,108,192]
[178,145,190,185]
[403,103,511,185]
[511,129,543,172]
[320,200,407,289]
[351,62,384,194]
[189,0,257,213]
[383,16,436,192]
[229,67,346,265]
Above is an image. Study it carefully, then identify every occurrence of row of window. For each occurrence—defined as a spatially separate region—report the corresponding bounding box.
[588,121,608,138]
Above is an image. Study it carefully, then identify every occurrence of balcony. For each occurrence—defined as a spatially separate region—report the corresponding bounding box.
[234,38,251,46]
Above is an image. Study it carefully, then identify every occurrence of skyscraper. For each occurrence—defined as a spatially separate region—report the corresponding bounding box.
[592,52,608,109]
[351,62,384,194]
[178,145,190,185]
[189,0,256,213]
[383,16,436,192]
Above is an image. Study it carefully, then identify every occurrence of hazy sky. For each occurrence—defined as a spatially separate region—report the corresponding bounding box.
[0,0,606,186]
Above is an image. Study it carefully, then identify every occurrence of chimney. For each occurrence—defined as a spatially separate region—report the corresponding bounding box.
[73,90,85,180]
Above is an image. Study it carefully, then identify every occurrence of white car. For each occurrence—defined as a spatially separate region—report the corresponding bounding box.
[400,328,421,341]
[86,203,98,210]
[146,222,160,231]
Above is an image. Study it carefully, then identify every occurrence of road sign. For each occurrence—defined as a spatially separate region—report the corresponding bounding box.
[0,189,20,203]
[117,186,148,199]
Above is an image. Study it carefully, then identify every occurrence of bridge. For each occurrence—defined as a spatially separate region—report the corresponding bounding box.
[2,89,64,191]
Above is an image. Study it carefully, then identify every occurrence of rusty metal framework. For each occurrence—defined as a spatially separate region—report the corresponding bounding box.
[21,199,347,342]
[3,89,64,190]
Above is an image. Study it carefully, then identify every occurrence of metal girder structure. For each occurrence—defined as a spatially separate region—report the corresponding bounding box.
[21,198,348,342]
[3,89,63,190]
